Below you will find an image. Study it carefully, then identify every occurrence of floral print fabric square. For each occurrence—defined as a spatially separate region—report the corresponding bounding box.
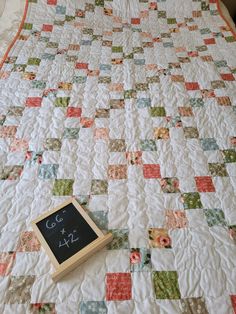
[148,228,171,248]
[30,303,56,314]
[204,208,227,227]
[165,210,188,229]
[17,232,41,252]
[5,276,35,303]
[79,301,107,314]
[152,271,181,299]
[0,252,16,276]
[181,192,203,209]
[130,248,151,272]
[180,297,209,314]
[106,273,132,301]
[107,229,129,250]
[160,177,180,193]
[108,165,127,179]
[143,164,161,178]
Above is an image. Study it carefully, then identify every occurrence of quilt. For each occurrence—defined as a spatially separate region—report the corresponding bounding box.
[0,0,236,313]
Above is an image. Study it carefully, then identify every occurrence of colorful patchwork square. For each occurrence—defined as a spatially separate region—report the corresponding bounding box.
[5,276,35,303]
[152,271,181,299]
[195,176,215,192]
[229,226,236,245]
[0,166,23,180]
[130,248,151,272]
[149,107,166,117]
[180,297,208,314]
[221,73,235,81]
[58,82,72,91]
[91,180,108,195]
[181,192,203,209]
[10,139,28,152]
[26,97,42,107]
[0,126,17,138]
[0,252,16,276]
[95,109,110,118]
[8,106,24,116]
[211,80,226,89]
[178,107,193,116]
[217,96,231,106]
[165,116,182,128]
[38,164,59,179]
[79,301,107,314]
[47,0,57,4]
[17,231,41,252]
[63,128,80,139]
[204,38,216,45]
[200,138,219,151]
[148,228,171,248]
[108,165,127,180]
[154,128,170,140]
[25,151,43,165]
[109,139,126,152]
[54,97,70,107]
[221,149,236,163]
[80,118,94,128]
[201,89,215,98]
[42,24,53,32]
[230,295,236,314]
[165,210,188,229]
[184,127,199,139]
[106,273,132,301]
[88,211,108,230]
[143,164,161,179]
[126,152,142,165]
[107,229,129,250]
[44,138,61,151]
[66,107,82,118]
[52,179,74,196]
[160,177,180,193]
[204,208,227,227]
[185,82,200,90]
[94,128,109,140]
[208,163,228,176]
[30,303,56,314]
[140,140,157,151]
[190,98,204,107]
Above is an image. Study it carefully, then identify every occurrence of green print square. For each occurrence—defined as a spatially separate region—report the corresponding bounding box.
[107,229,129,250]
[52,179,74,196]
[140,140,157,151]
[63,128,80,139]
[28,58,41,66]
[38,164,59,180]
[31,81,46,89]
[222,149,236,163]
[152,271,181,299]
[182,192,203,209]
[204,208,227,227]
[112,46,123,53]
[167,18,177,24]
[150,107,166,117]
[95,0,104,6]
[208,163,228,177]
[23,23,33,30]
[91,180,108,195]
[225,36,235,43]
[55,97,70,107]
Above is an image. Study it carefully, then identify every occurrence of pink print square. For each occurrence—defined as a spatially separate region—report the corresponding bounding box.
[94,128,109,140]
[143,164,161,179]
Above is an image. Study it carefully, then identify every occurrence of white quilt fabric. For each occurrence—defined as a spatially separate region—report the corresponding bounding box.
[0,0,236,313]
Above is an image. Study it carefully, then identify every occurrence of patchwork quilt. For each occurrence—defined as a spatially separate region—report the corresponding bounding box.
[0,0,236,313]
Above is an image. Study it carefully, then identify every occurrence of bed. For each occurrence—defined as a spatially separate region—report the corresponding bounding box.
[0,0,236,313]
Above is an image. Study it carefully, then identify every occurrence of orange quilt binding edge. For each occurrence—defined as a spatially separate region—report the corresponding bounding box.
[216,0,236,39]
[0,0,29,70]
[0,0,235,71]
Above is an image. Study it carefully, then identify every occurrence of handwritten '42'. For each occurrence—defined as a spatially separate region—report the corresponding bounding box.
[59,230,79,249]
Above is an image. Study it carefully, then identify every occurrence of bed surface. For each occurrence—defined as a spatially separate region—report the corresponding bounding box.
[0,0,236,313]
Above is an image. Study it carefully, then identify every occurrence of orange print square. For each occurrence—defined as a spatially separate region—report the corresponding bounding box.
[106,273,132,301]
[195,176,215,192]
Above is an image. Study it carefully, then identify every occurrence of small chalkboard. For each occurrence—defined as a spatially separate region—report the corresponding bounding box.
[32,198,112,282]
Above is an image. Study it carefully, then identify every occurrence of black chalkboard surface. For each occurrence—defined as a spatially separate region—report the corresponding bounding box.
[32,198,113,281]
[36,203,98,264]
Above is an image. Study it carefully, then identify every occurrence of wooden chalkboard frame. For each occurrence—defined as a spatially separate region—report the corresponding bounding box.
[31,198,113,282]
